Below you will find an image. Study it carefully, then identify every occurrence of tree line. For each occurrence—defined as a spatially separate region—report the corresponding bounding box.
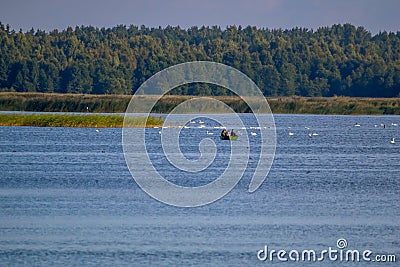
[0,22,399,97]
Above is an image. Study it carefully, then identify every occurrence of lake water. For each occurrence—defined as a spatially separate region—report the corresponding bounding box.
[0,114,399,266]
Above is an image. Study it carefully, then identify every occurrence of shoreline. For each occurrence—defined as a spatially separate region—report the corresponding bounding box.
[0,111,398,128]
[0,113,163,128]
[0,92,399,115]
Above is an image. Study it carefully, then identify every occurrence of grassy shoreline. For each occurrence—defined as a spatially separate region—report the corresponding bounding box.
[0,113,163,128]
[0,92,399,115]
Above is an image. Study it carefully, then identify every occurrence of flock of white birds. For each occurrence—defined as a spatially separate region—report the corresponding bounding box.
[146,119,399,144]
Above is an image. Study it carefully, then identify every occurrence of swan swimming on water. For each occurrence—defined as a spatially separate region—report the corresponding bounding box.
[250,132,257,136]
[391,138,395,144]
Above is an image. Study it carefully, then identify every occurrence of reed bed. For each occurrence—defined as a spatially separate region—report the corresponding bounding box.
[0,113,163,128]
[0,93,399,115]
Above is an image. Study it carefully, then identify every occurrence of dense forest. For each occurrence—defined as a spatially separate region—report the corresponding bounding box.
[0,22,399,97]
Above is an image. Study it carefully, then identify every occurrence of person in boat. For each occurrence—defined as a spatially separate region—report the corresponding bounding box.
[230,129,237,137]
[221,129,228,138]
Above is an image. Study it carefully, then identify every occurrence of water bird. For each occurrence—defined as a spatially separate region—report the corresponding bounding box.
[305,126,310,130]
[391,123,398,127]
[354,123,361,127]
[250,132,257,136]
[95,129,100,132]
[198,120,204,124]
[391,138,395,144]
[288,132,294,136]
[206,131,214,135]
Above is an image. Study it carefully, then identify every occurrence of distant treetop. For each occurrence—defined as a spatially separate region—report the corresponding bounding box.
[0,22,399,97]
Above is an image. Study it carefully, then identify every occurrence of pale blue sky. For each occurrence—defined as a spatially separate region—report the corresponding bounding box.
[0,0,399,34]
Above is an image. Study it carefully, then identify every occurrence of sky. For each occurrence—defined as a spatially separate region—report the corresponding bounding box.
[0,0,399,34]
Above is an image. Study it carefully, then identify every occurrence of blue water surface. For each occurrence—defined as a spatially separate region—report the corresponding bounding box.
[0,114,399,266]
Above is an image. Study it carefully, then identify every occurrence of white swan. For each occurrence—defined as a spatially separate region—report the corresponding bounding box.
[354,123,361,127]
[288,132,294,136]
[250,132,257,136]
[391,138,395,144]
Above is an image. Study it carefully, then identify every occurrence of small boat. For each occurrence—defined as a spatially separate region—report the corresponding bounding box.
[220,135,238,141]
